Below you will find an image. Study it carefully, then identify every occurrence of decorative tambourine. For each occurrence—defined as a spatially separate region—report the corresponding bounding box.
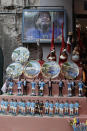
[61,62,79,79]
[11,47,30,63]
[41,61,60,78]
[6,62,23,78]
[24,60,41,78]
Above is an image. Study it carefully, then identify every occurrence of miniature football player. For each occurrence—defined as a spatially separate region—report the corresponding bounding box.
[17,78,23,96]
[0,98,5,113]
[49,101,54,116]
[58,79,64,96]
[18,99,23,114]
[47,78,55,96]
[4,99,9,114]
[69,101,74,116]
[67,80,72,97]
[39,101,44,116]
[38,78,41,96]
[74,101,79,115]
[21,100,26,115]
[23,78,28,95]
[44,100,49,115]
[31,79,36,96]
[13,99,18,115]
[71,80,76,96]
[39,79,45,96]
[31,100,36,115]
[9,99,14,114]
[26,100,31,114]
[8,78,14,95]
[78,80,84,97]
[59,101,64,116]
[55,100,59,114]
[64,100,69,115]
[35,100,40,115]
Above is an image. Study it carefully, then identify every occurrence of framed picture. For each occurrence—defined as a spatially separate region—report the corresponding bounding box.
[22,9,67,43]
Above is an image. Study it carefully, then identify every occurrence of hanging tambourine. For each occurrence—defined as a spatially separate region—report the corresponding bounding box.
[41,61,60,79]
[24,60,41,78]
[6,62,23,79]
[61,62,79,79]
[11,47,30,64]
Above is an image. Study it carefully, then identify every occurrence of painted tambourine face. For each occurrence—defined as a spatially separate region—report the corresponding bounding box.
[41,61,60,78]
[6,63,23,78]
[61,62,79,79]
[24,60,41,78]
[11,47,30,63]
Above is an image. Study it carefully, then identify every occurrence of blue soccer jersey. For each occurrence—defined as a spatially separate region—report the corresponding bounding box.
[31,82,36,89]
[31,102,35,108]
[55,102,59,108]
[22,102,26,107]
[26,102,31,107]
[13,102,18,107]
[40,82,45,89]
[59,81,63,87]
[69,103,74,109]
[45,102,49,108]
[64,102,69,108]
[74,102,79,108]
[9,101,13,106]
[18,101,22,107]
[78,82,84,89]
[49,103,54,108]
[59,103,64,109]
[68,82,72,89]
[17,81,23,87]
[1,100,4,106]
[4,101,8,107]
[9,82,14,87]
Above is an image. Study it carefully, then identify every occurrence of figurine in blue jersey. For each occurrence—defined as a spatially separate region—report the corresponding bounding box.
[78,80,84,97]
[64,100,69,115]
[74,101,80,115]
[31,79,36,96]
[38,78,41,96]
[13,99,18,115]
[59,101,64,116]
[55,100,59,114]
[26,100,31,114]
[69,101,74,116]
[4,99,9,114]
[17,78,23,96]
[9,99,14,114]
[8,78,14,95]
[31,100,36,115]
[44,100,49,115]
[49,101,54,116]
[21,100,26,115]
[39,79,45,96]
[67,80,72,97]
[0,98,5,113]
[18,99,23,114]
